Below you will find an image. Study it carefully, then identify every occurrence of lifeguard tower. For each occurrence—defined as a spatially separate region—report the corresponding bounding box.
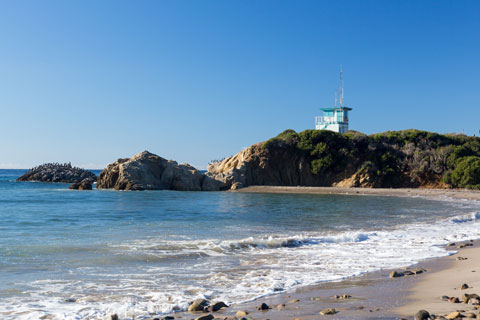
[315,67,352,133]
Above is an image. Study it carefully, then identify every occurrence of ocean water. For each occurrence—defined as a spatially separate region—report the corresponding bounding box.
[1,169,480,319]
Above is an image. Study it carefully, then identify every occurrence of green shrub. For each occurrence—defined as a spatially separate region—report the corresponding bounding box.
[443,156,480,189]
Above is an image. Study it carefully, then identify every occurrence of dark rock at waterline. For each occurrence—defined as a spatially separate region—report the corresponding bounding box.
[69,180,92,190]
[194,314,214,320]
[188,299,210,312]
[110,314,119,320]
[257,302,270,310]
[17,163,96,183]
[389,270,404,278]
[414,310,431,320]
[413,268,426,275]
[205,301,228,312]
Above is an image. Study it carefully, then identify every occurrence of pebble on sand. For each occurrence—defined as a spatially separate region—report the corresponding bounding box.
[445,311,462,319]
[390,270,404,278]
[414,309,430,320]
[320,308,337,315]
[235,310,248,317]
[257,303,270,310]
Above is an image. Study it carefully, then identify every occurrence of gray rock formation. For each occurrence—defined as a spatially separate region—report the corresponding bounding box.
[17,163,96,183]
[97,151,224,191]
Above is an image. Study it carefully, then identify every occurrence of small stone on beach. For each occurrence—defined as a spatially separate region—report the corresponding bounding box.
[414,309,430,320]
[235,310,248,317]
[448,297,460,303]
[257,302,270,310]
[188,299,209,312]
[390,270,404,278]
[194,314,214,320]
[445,311,461,319]
[320,308,336,315]
[461,283,470,290]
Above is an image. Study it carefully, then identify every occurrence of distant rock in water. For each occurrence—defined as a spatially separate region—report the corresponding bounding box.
[69,180,93,190]
[97,151,224,191]
[17,163,97,183]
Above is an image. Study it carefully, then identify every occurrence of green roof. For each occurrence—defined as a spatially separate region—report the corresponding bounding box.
[320,107,352,111]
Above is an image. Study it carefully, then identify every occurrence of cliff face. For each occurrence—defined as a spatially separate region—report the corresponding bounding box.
[97,151,223,191]
[207,129,480,190]
[206,143,318,190]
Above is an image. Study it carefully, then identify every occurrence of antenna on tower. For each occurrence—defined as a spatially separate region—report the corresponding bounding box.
[339,65,344,108]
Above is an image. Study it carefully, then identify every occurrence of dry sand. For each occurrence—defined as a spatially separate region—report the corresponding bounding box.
[395,244,480,319]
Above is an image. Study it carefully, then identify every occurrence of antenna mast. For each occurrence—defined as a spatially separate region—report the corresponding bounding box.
[339,65,344,108]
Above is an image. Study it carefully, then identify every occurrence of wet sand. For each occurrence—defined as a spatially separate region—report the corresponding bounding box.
[234,185,480,201]
[160,243,478,320]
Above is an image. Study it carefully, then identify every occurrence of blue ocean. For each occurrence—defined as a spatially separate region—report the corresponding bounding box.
[1,169,480,319]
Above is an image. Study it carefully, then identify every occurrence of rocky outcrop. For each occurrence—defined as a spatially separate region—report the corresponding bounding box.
[17,163,96,183]
[69,180,93,190]
[206,142,317,191]
[207,129,480,190]
[97,151,224,191]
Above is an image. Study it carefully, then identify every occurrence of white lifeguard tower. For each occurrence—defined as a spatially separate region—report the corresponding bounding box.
[315,67,352,133]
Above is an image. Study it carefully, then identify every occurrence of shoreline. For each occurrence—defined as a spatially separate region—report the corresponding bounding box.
[158,187,480,320]
[159,242,480,320]
[233,185,480,201]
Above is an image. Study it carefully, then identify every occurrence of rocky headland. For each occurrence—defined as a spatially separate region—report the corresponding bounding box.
[207,129,480,191]
[96,151,225,191]
[17,163,96,184]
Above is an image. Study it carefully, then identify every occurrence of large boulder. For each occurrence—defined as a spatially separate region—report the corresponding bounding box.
[97,151,223,191]
[17,163,96,183]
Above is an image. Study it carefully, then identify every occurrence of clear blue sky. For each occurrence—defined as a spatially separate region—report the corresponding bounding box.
[0,0,479,169]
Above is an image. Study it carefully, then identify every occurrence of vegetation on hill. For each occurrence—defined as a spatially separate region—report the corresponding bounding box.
[262,129,480,189]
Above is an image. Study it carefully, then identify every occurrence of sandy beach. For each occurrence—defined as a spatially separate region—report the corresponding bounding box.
[156,187,480,320]
[167,241,480,320]
[234,185,480,201]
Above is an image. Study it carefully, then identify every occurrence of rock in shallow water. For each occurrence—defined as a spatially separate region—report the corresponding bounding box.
[188,299,210,312]
[69,179,92,190]
[17,163,96,183]
[97,151,224,191]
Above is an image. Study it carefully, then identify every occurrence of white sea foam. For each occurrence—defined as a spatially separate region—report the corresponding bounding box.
[1,211,480,320]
